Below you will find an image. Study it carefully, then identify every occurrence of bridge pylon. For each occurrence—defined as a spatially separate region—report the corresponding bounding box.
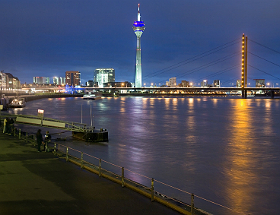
[241,33,248,98]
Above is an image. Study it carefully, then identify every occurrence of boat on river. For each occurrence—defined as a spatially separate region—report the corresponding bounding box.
[83,92,102,100]
[72,128,108,142]
[8,98,26,108]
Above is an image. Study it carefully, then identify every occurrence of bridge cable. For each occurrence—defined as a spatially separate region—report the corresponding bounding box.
[156,52,239,85]
[156,52,239,84]
[173,52,239,79]
[194,65,239,83]
[248,65,280,81]
[248,39,280,54]
[248,52,280,68]
[143,38,240,79]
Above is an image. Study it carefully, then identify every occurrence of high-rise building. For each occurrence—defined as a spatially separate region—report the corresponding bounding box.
[86,80,94,87]
[33,77,50,84]
[181,80,190,87]
[53,77,66,85]
[65,71,81,86]
[168,77,176,87]
[0,70,7,90]
[94,68,115,87]
[213,80,220,87]
[254,79,265,87]
[133,4,145,88]
[236,80,242,87]
[201,80,208,87]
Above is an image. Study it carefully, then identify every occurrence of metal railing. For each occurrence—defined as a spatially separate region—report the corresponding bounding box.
[0,113,96,132]
[1,124,245,215]
[51,143,246,215]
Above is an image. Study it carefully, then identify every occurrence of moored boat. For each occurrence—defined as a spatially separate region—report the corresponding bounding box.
[83,92,102,100]
[8,98,26,108]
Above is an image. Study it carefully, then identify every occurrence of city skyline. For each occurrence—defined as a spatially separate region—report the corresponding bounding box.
[1,1,280,86]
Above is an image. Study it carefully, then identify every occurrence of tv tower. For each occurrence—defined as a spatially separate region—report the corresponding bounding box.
[133,4,145,88]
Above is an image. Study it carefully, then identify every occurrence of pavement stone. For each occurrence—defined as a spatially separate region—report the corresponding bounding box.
[0,132,181,215]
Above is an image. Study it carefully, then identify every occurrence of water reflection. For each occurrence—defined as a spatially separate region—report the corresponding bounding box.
[6,96,280,215]
[225,99,273,214]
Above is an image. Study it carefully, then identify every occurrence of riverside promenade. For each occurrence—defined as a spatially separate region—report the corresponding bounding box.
[0,132,181,215]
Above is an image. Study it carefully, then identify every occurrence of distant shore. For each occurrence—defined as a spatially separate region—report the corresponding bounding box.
[0,92,83,103]
[19,93,83,102]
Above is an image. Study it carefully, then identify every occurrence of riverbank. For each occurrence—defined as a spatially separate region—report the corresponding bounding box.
[0,131,182,215]
[20,93,83,102]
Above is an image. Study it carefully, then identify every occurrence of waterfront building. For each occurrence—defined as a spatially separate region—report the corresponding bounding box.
[180,80,190,87]
[254,79,265,87]
[33,77,50,85]
[5,73,21,89]
[133,4,145,88]
[94,68,115,87]
[86,80,95,87]
[167,77,177,87]
[53,77,66,85]
[213,80,220,87]
[201,80,208,87]
[65,71,81,86]
[0,70,7,90]
[104,81,132,87]
[236,79,242,87]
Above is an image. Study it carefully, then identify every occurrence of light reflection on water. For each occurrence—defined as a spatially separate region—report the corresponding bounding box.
[8,96,280,215]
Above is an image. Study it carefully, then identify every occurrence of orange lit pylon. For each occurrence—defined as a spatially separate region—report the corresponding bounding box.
[241,34,248,88]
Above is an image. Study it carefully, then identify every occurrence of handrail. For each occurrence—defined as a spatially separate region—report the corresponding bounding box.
[7,125,243,215]
[55,143,244,215]
[0,113,97,132]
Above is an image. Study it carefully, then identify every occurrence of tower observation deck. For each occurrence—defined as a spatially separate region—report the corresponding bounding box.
[133,4,145,88]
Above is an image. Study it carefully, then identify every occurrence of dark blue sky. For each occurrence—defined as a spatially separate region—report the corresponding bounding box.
[1,0,280,86]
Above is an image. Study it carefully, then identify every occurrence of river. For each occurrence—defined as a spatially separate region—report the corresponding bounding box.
[8,96,280,215]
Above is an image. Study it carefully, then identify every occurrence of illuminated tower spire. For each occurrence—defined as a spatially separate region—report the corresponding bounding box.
[133,4,145,88]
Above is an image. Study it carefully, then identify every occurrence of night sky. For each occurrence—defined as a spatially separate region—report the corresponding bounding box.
[1,0,280,86]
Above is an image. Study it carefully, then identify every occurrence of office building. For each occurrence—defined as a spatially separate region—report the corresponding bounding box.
[236,80,242,87]
[167,77,176,87]
[0,71,7,90]
[254,79,265,87]
[181,80,190,87]
[104,81,132,87]
[94,68,115,87]
[201,80,208,87]
[213,80,220,87]
[53,77,66,85]
[33,77,50,85]
[65,71,81,86]
[5,73,20,89]
[86,80,95,87]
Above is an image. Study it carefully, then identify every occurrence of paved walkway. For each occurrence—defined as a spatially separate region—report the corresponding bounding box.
[0,132,181,215]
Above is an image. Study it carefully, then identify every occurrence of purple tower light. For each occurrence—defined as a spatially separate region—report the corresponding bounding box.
[133,4,145,88]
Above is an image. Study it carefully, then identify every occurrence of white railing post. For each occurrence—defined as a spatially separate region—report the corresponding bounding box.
[81,152,84,168]
[99,159,102,177]
[19,129,21,139]
[151,178,155,201]
[53,143,57,155]
[66,147,69,161]
[122,167,125,187]
[191,193,194,215]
